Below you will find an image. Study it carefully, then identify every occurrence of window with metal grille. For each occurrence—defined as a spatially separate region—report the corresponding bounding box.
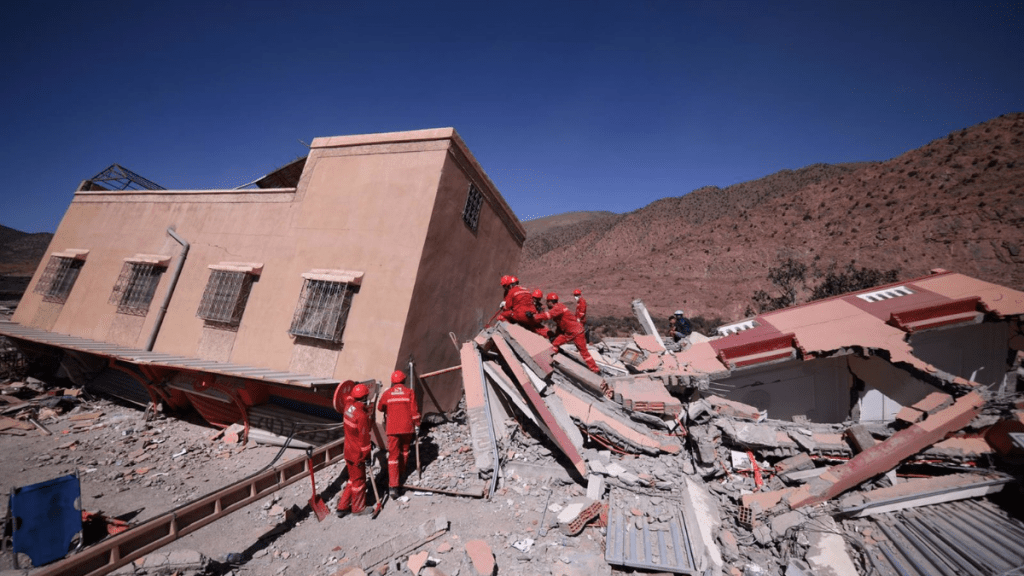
[109,262,165,315]
[33,256,84,304]
[288,279,355,343]
[197,270,254,325]
[462,183,483,231]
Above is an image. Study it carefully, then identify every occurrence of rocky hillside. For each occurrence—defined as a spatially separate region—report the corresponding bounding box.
[520,113,1024,324]
[0,224,52,275]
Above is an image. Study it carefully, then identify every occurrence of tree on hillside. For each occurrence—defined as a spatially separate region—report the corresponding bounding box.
[747,260,899,315]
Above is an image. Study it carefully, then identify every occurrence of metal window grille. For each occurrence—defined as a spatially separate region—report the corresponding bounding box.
[288,279,354,343]
[462,183,483,231]
[196,270,253,325]
[33,256,84,304]
[108,262,165,316]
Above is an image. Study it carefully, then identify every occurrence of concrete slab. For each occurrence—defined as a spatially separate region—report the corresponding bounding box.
[803,517,859,576]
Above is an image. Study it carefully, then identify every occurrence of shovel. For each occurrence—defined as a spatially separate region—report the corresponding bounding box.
[306,447,330,522]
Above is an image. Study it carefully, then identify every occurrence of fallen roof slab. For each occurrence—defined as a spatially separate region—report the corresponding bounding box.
[787,391,986,508]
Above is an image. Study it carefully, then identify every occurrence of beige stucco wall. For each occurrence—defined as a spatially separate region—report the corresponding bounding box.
[398,141,525,412]
[13,130,525,401]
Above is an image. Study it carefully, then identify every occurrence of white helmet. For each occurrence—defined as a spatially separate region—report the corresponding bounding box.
[674,310,684,316]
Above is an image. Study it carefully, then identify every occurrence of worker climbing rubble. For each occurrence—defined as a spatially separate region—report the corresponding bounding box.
[336,383,372,517]
[531,292,601,374]
[497,275,548,338]
[378,370,421,499]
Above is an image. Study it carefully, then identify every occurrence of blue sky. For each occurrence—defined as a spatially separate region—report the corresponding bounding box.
[2,1,1021,232]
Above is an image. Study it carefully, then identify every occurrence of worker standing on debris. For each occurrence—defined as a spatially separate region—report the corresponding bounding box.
[337,384,372,517]
[378,370,421,499]
[573,289,588,342]
[669,310,693,343]
[531,293,601,374]
[498,275,548,338]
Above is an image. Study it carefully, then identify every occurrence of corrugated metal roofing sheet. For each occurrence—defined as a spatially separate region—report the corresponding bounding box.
[605,488,699,574]
[856,499,1024,576]
[0,320,339,389]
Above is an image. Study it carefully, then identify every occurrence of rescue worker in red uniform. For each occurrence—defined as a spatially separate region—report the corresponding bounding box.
[531,293,601,374]
[532,289,545,313]
[378,370,421,498]
[336,383,372,517]
[497,275,548,338]
[573,289,587,324]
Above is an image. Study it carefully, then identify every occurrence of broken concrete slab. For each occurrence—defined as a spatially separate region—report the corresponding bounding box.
[912,391,953,414]
[406,550,429,575]
[492,334,587,477]
[788,391,986,508]
[586,474,605,501]
[551,381,679,455]
[679,477,724,576]
[803,517,859,576]
[503,461,573,485]
[633,333,666,354]
[770,510,805,539]
[707,395,762,421]
[482,360,549,436]
[464,540,494,576]
[552,353,606,398]
[843,424,877,453]
[630,299,665,349]
[612,376,681,415]
[895,405,924,424]
[774,453,814,474]
[838,472,1012,516]
[356,516,449,571]
[496,322,553,377]
[460,343,495,475]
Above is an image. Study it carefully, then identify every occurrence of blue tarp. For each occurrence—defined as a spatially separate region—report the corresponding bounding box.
[10,473,81,567]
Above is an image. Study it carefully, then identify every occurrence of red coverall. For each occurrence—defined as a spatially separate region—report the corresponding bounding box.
[536,302,600,373]
[575,296,588,324]
[337,400,372,514]
[378,384,421,488]
[500,286,549,337]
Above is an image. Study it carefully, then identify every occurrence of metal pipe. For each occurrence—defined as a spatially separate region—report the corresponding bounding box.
[145,228,189,351]
[399,484,484,498]
[418,365,462,379]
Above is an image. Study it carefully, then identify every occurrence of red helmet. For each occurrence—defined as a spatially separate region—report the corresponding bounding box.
[532,289,543,299]
[573,289,582,296]
[500,275,519,287]
[546,292,559,302]
[351,383,369,400]
[391,370,407,384]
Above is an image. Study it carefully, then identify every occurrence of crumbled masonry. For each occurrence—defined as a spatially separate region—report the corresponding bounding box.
[3,270,1023,575]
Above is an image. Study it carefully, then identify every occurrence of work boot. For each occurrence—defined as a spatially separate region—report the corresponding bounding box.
[389,487,400,499]
[336,509,349,519]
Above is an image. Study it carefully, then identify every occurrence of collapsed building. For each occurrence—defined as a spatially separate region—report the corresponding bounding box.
[453,270,1024,575]
[2,128,1024,574]
[1,128,524,437]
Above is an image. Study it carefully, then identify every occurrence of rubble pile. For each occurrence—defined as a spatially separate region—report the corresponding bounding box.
[451,309,1024,575]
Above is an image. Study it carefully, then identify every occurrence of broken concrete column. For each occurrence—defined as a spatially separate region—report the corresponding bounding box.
[631,299,666,349]
[460,343,495,475]
[788,391,986,508]
[679,477,724,575]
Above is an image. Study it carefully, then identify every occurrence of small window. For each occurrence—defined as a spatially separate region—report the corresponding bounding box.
[288,279,356,343]
[856,286,914,303]
[462,183,483,231]
[109,262,166,315]
[34,256,85,304]
[197,270,254,325]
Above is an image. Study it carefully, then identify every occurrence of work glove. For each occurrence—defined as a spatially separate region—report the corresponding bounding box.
[500,301,506,309]
[525,311,534,320]
[414,425,420,436]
